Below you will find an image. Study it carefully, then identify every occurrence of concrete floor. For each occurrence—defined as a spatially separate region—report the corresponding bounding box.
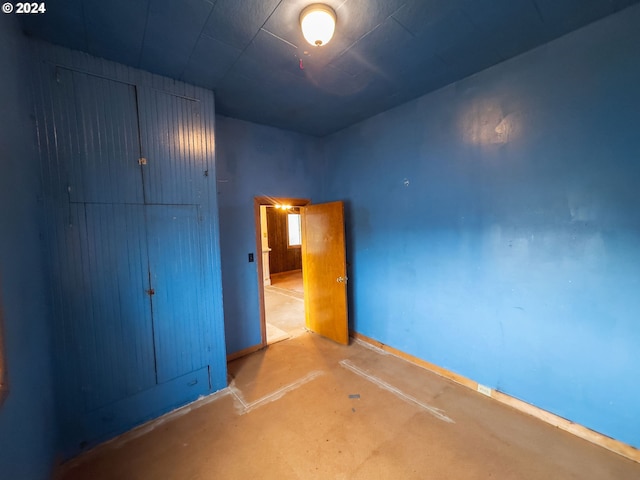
[55,333,640,479]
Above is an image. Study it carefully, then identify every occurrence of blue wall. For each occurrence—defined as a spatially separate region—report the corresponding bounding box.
[216,115,324,354]
[0,17,56,479]
[322,6,640,448]
[1,5,638,473]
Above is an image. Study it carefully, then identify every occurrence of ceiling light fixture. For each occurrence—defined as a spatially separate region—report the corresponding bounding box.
[300,4,336,47]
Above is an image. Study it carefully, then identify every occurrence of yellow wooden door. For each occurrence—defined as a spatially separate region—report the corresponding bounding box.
[301,201,349,344]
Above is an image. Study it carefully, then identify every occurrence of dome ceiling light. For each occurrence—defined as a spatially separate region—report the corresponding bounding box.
[300,4,337,47]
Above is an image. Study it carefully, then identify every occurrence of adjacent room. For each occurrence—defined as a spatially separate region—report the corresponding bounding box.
[0,1,639,478]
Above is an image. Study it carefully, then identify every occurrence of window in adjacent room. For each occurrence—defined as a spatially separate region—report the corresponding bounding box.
[287,213,302,248]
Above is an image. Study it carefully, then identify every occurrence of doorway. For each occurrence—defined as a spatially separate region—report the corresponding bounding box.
[254,197,309,345]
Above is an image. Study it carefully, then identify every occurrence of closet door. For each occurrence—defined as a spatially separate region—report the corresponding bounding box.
[137,88,209,205]
[56,68,144,204]
[76,203,156,411]
[146,205,215,383]
[43,66,221,450]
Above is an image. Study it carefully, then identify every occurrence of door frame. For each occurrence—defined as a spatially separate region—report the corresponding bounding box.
[253,196,310,347]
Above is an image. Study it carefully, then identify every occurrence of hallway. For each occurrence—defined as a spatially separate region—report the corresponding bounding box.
[265,271,306,344]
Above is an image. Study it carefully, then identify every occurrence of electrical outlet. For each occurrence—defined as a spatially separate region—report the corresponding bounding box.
[248,253,254,263]
[477,384,492,397]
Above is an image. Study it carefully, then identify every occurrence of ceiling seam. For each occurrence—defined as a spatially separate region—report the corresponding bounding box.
[335,0,350,13]
[330,21,386,76]
[433,52,448,67]
[260,28,298,49]
[322,3,409,79]
[178,0,218,81]
[530,0,546,25]
[136,0,152,68]
[214,0,285,87]
[80,0,89,55]
[390,15,416,38]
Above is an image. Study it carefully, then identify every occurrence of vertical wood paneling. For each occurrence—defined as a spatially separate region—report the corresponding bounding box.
[195,85,227,390]
[146,205,213,383]
[79,204,156,410]
[31,41,226,454]
[138,88,207,204]
[58,68,143,203]
[267,207,302,274]
[46,64,77,201]
[48,205,91,442]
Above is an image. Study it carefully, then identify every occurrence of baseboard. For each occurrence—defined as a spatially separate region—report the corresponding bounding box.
[226,343,264,362]
[54,388,232,475]
[351,331,640,464]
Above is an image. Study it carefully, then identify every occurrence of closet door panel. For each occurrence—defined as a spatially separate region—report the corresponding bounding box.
[78,203,156,411]
[57,68,143,204]
[146,205,214,383]
[137,88,208,204]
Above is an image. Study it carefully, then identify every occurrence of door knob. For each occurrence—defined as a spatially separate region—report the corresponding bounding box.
[337,276,348,284]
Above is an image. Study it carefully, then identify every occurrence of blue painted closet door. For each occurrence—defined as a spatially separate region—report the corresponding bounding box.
[56,68,144,204]
[38,61,223,452]
[137,88,208,204]
[77,203,156,411]
[146,205,215,383]
[59,205,214,444]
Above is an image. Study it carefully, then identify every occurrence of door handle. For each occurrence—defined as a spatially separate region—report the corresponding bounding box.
[337,276,348,284]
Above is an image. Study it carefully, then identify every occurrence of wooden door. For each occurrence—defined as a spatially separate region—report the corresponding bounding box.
[301,201,349,344]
